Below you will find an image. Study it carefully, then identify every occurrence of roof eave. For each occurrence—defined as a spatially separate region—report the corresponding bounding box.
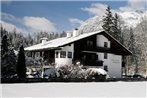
[24,47,61,52]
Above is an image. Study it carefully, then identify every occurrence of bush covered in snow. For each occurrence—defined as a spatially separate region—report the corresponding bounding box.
[57,63,107,81]
[26,63,107,81]
[25,60,107,81]
[85,68,107,80]
[57,64,85,79]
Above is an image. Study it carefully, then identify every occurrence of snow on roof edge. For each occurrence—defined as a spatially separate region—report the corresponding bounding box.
[24,30,103,51]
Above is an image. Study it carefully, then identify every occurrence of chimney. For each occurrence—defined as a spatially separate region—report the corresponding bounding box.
[41,37,48,44]
[73,28,78,37]
[66,32,72,38]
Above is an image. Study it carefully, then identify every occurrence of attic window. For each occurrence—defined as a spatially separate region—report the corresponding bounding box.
[60,51,66,58]
[104,42,108,48]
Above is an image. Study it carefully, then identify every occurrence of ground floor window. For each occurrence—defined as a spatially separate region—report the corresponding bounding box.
[60,51,66,58]
[104,53,108,59]
[55,52,59,58]
[26,52,31,57]
[43,51,49,60]
[68,51,72,58]
[104,65,108,72]
[40,52,42,56]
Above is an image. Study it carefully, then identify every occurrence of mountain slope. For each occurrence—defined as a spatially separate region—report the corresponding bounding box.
[118,11,147,28]
[78,16,103,34]
[78,10,147,33]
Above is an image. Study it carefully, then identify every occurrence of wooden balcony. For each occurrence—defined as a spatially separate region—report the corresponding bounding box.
[83,60,103,66]
[83,46,110,53]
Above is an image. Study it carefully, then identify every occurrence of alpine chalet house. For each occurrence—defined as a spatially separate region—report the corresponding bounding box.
[25,29,132,78]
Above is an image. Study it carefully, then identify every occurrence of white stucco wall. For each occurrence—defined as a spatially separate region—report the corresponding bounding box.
[96,53,111,64]
[96,35,122,78]
[96,35,110,48]
[97,53,122,78]
[55,44,74,67]
[109,54,122,78]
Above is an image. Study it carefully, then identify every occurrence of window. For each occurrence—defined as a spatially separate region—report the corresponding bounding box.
[55,52,59,58]
[91,54,95,60]
[68,52,72,58]
[104,42,108,48]
[60,51,66,58]
[104,65,108,72]
[87,40,93,47]
[96,54,98,60]
[27,52,31,57]
[104,53,108,59]
[40,52,42,56]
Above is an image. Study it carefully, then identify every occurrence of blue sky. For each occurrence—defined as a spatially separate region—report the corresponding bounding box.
[1,0,146,35]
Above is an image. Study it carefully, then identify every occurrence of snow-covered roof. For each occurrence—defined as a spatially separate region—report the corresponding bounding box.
[25,30,103,51]
[24,30,132,55]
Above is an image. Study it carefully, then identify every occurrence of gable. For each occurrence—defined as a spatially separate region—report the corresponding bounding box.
[98,31,132,56]
[60,31,132,56]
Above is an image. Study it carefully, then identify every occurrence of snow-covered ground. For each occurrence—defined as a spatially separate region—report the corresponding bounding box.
[1,81,147,97]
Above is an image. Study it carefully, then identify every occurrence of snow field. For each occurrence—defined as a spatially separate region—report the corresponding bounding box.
[2,81,147,97]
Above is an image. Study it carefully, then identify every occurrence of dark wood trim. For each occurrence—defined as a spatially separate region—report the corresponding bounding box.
[25,47,61,52]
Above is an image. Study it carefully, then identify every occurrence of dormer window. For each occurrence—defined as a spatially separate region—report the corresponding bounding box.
[104,42,108,48]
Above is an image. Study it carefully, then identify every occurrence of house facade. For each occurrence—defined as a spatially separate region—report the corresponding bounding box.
[25,29,132,78]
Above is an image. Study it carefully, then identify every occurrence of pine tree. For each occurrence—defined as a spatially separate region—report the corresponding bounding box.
[1,25,8,38]
[1,35,9,55]
[102,5,114,36]
[1,34,17,78]
[102,6,122,42]
[112,13,122,42]
[17,45,26,78]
